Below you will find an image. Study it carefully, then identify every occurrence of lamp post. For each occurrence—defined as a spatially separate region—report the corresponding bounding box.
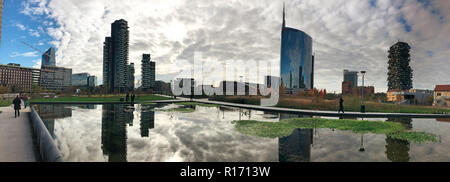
[359,134,365,152]
[361,71,366,113]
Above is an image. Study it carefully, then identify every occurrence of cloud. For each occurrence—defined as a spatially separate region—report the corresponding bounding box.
[10,51,39,58]
[20,0,450,93]
[15,23,27,31]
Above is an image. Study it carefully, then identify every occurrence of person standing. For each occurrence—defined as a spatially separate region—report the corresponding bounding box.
[13,96,22,118]
[125,92,130,102]
[131,92,135,103]
[338,97,345,113]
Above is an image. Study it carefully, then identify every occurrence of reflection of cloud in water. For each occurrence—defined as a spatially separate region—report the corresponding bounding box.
[46,104,450,162]
[51,105,278,162]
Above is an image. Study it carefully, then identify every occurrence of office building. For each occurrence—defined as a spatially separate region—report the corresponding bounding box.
[42,47,56,67]
[141,54,155,90]
[0,63,39,92]
[40,66,72,91]
[343,70,358,88]
[127,63,135,90]
[103,19,131,93]
[72,73,97,88]
[280,4,314,95]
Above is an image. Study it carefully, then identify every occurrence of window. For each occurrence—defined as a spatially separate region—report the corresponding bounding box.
[437,93,442,96]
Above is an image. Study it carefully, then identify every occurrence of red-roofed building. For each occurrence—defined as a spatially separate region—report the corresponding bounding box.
[434,85,450,107]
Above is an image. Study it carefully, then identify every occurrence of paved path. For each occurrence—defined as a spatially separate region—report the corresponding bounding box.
[0,104,38,162]
[194,99,450,118]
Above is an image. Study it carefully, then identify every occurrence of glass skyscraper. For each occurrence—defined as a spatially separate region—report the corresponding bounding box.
[42,47,56,67]
[280,4,314,95]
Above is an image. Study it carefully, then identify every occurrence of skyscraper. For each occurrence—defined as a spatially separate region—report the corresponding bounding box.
[127,63,135,90]
[42,47,56,67]
[280,4,314,95]
[103,19,131,93]
[141,54,155,90]
[387,42,413,91]
[0,0,3,47]
[343,70,358,88]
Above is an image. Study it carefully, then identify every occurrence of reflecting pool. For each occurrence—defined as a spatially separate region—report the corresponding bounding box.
[35,104,450,162]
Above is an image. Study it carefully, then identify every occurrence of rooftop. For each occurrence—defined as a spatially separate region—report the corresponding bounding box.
[435,85,450,91]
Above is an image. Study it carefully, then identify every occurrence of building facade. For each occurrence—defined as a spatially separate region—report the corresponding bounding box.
[387,89,432,104]
[103,19,132,93]
[127,63,135,90]
[72,73,97,88]
[0,63,38,92]
[343,70,358,88]
[40,66,72,91]
[42,47,56,67]
[141,54,155,90]
[280,5,313,95]
[434,85,450,107]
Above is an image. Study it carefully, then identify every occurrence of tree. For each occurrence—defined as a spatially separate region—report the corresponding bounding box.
[387,42,413,91]
[31,84,42,97]
[0,86,8,94]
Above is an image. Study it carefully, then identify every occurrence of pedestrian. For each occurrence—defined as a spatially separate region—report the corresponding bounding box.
[23,94,29,109]
[125,92,130,102]
[338,97,345,113]
[13,96,22,118]
[131,92,135,103]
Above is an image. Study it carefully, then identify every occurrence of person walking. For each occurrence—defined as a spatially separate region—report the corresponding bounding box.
[23,94,29,109]
[338,97,345,113]
[13,96,22,118]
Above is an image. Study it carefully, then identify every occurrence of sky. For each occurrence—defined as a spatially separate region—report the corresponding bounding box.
[0,0,449,93]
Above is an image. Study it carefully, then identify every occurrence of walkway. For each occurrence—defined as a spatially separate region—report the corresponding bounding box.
[194,99,450,118]
[0,104,38,162]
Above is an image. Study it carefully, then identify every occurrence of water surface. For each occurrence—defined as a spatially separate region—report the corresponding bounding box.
[35,104,450,162]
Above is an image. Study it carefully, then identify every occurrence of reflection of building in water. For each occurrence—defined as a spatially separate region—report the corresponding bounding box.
[278,113,314,162]
[385,136,410,162]
[36,105,72,138]
[385,117,411,162]
[279,128,313,162]
[77,104,97,109]
[387,118,413,130]
[140,105,155,137]
[101,104,133,162]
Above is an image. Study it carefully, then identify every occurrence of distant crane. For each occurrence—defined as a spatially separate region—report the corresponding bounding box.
[20,40,52,58]
[20,40,56,73]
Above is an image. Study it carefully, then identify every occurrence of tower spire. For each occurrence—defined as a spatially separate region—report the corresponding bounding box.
[282,2,286,28]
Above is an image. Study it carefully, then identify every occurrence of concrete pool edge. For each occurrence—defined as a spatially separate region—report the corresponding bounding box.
[30,105,63,162]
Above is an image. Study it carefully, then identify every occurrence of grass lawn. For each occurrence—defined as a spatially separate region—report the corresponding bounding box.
[211,96,450,114]
[30,94,172,103]
[0,100,12,107]
[234,118,438,143]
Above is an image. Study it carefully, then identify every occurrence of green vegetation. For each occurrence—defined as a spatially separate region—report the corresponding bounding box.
[0,100,12,107]
[389,132,438,143]
[155,107,196,113]
[29,94,172,103]
[211,95,450,114]
[175,102,221,107]
[234,118,438,143]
